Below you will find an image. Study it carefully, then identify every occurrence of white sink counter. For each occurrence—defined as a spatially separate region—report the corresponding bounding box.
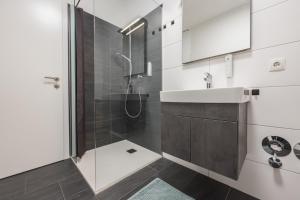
[160,87,250,103]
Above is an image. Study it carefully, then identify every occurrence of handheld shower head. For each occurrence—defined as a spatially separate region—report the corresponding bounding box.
[116,52,131,63]
[116,52,133,77]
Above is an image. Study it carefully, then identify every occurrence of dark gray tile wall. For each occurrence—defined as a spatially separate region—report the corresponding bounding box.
[82,11,125,149]
[94,17,124,148]
[81,11,95,151]
[124,7,162,153]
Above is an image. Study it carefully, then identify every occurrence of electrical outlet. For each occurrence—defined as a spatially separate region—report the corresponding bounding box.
[269,58,286,72]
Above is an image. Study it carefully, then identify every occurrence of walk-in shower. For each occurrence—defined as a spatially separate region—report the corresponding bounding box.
[68,0,162,193]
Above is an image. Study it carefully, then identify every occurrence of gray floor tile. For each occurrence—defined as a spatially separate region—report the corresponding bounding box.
[202,180,231,200]
[228,189,259,200]
[0,158,259,200]
[148,158,174,172]
[0,197,13,200]
[157,162,199,192]
[0,174,26,199]
[68,189,97,200]
[59,173,90,200]
[13,184,64,200]
[155,161,230,200]
[26,159,78,193]
[97,166,157,200]
[119,177,156,200]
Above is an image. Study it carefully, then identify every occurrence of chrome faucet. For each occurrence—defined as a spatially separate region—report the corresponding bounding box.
[204,72,212,89]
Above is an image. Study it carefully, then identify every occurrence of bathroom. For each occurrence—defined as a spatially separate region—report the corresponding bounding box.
[1,0,300,200]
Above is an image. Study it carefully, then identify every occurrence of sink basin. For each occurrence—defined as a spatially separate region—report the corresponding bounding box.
[160,87,250,103]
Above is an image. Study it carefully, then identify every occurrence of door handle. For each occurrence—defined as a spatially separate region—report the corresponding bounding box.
[44,76,60,89]
[44,76,60,82]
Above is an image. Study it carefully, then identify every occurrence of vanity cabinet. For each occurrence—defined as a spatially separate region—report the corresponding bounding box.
[204,120,239,179]
[161,114,191,161]
[161,103,247,180]
[190,118,207,168]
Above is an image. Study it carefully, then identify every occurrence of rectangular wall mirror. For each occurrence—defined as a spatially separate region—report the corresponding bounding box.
[122,19,148,76]
[182,0,251,63]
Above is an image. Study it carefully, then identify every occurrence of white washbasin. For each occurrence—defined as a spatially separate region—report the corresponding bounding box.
[160,87,250,103]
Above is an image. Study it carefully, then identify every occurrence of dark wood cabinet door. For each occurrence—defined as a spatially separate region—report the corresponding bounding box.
[161,114,191,161]
[191,118,207,168]
[206,120,239,179]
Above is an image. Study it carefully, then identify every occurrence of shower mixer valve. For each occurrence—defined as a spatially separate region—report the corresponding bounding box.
[268,153,282,169]
[262,136,292,169]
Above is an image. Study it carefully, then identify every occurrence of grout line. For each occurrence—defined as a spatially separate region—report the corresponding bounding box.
[225,187,232,200]
[245,158,300,175]
[58,183,66,200]
[247,123,300,131]
[162,40,300,70]
[161,73,300,89]
[24,175,28,194]
[70,188,93,200]
[26,182,61,195]
[162,40,182,49]
[252,0,289,14]
[163,65,183,70]
[251,39,300,52]
[162,39,300,66]
[117,171,157,200]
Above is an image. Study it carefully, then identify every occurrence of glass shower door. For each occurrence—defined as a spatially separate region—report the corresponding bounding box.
[68,0,97,191]
[68,2,77,159]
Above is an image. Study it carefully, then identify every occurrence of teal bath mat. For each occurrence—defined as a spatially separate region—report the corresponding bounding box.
[128,178,195,200]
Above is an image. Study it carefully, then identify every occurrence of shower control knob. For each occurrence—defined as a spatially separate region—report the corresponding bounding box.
[268,155,282,169]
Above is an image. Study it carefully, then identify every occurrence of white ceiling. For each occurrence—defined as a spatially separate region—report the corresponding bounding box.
[78,0,160,28]
[183,0,250,29]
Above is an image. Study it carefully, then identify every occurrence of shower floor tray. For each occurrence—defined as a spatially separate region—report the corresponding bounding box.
[75,140,162,194]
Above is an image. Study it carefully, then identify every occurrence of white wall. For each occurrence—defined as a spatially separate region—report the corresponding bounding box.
[160,0,300,199]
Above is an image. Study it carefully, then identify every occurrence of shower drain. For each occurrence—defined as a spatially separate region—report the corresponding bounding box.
[127,149,137,154]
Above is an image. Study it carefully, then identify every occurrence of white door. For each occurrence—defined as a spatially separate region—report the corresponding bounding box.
[0,0,65,178]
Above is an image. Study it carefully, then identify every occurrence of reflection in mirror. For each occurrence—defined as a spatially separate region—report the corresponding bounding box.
[121,18,148,76]
[182,0,251,63]
[294,143,300,159]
